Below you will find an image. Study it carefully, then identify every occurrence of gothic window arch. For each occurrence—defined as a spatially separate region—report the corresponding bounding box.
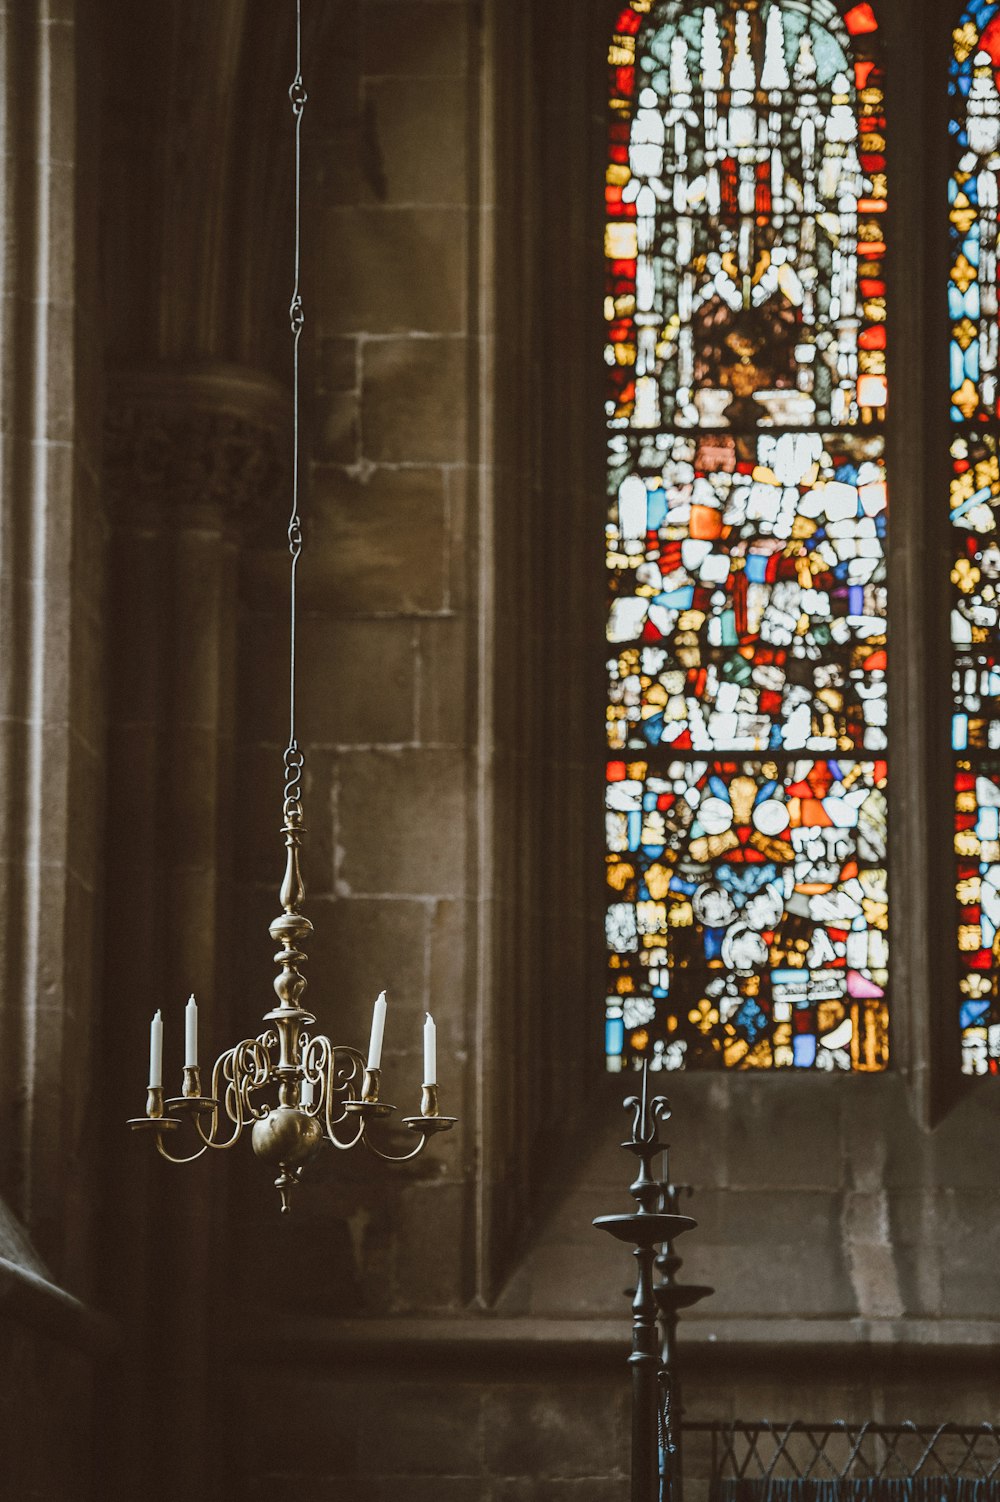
[603,0,890,1072]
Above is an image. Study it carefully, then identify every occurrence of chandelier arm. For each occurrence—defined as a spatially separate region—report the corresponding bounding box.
[325,1117,368,1151]
[155,1134,211,1166]
[299,1032,328,1116]
[360,1132,429,1166]
[193,1102,244,1152]
[324,1044,366,1132]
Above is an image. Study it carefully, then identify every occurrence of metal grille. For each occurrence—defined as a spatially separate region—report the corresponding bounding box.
[689,1423,1000,1486]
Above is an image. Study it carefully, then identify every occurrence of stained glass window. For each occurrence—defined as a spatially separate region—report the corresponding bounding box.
[950,4,1000,1073]
[604,0,889,1071]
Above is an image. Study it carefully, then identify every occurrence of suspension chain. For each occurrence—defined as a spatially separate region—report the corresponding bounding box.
[284,0,307,818]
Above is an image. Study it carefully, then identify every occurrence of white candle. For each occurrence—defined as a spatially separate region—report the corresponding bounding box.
[300,1076,314,1109]
[184,994,198,1069]
[367,990,388,1070]
[149,1009,163,1089]
[423,1012,437,1085]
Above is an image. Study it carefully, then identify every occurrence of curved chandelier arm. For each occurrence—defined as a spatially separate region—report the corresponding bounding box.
[190,1035,275,1150]
[322,1042,368,1149]
[155,1133,210,1166]
[361,1131,429,1165]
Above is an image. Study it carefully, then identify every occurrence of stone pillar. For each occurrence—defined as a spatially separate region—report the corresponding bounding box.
[100,363,286,1498]
[0,0,104,1283]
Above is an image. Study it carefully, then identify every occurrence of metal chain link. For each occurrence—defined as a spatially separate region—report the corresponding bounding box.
[284,0,308,815]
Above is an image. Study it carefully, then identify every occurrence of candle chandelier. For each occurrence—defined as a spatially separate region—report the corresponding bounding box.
[127,0,455,1212]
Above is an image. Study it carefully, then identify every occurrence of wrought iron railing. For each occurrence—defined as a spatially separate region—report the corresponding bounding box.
[675,1422,1000,1502]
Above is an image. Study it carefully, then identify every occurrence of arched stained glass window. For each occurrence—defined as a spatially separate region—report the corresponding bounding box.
[949,3,1000,1074]
[604,0,889,1072]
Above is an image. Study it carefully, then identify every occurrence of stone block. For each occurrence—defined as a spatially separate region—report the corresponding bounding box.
[843,1089,912,1191]
[495,1483,629,1502]
[930,1086,1000,1188]
[367,1483,489,1502]
[365,77,469,205]
[316,336,359,394]
[304,616,417,745]
[327,895,431,1021]
[484,1383,624,1480]
[514,1239,629,1318]
[361,337,469,465]
[314,388,360,466]
[313,122,380,208]
[937,1190,1000,1316]
[444,463,472,612]
[238,1375,360,1478]
[428,898,470,1050]
[309,464,450,614]
[316,207,467,335]
[335,747,467,897]
[844,1239,905,1318]
[362,3,470,79]
[417,618,469,745]
[358,1379,483,1475]
[722,1079,843,1192]
[393,1181,468,1310]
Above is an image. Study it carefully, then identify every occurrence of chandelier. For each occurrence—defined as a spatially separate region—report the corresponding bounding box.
[127,0,455,1212]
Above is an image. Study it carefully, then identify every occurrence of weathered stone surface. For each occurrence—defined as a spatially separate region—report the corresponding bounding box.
[316,207,468,335]
[393,1182,467,1310]
[361,337,469,465]
[484,1383,626,1480]
[309,464,451,614]
[314,388,360,466]
[240,613,417,746]
[365,77,469,205]
[336,747,467,898]
[316,336,359,394]
[494,1483,630,1502]
[362,2,470,79]
[360,1378,482,1472]
[416,618,469,744]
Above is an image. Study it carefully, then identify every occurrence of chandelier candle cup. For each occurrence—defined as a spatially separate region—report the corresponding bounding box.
[125,0,455,1209]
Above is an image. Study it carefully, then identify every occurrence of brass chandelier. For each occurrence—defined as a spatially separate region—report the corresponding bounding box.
[127,0,455,1211]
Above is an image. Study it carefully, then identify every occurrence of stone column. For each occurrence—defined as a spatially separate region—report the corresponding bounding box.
[0,0,103,1284]
[100,363,286,1498]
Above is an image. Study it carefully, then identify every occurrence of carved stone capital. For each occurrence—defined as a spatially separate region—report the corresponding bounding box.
[105,364,290,534]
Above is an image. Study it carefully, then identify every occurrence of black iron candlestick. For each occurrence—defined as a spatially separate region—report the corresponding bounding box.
[594,1064,696,1502]
[653,1167,714,1502]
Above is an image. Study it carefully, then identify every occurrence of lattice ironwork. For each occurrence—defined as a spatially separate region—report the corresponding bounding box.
[689,1422,1000,1486]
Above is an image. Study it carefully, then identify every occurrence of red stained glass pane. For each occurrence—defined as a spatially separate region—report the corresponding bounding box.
[980,13,1000,66]
[844,3,878,35]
